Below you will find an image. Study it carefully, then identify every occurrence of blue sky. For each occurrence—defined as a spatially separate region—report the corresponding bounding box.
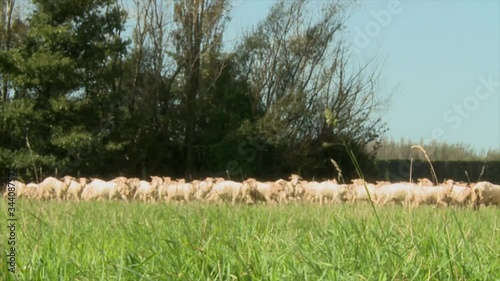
[225,0,500,153]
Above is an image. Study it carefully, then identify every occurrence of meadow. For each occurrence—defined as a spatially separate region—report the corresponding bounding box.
[1,200,499,280]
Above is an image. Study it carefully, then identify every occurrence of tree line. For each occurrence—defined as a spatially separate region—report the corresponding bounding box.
[375,138,500,162]
[1,0,390,182]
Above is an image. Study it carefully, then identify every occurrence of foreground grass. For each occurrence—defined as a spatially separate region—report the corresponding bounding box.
[0,200,499,280]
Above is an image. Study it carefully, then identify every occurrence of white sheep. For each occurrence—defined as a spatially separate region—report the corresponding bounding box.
[38,177,69,200]
[63,176,88,201]
[206,179,253,205]
[472,181,500,209]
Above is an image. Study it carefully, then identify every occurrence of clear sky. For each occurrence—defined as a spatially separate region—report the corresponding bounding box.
[225,0,500,153]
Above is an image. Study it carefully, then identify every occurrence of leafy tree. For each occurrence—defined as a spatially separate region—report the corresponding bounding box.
[171,0,231,175]
[195,53,254,177]
[0,0,128,180]
[234,0,388,179]
[0,0,29,102]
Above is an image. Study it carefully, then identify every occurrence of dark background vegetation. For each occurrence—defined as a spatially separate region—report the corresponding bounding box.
[1,0,498,183]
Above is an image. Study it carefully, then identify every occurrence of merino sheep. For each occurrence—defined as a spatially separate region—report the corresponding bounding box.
[310,180,348,206]
[64,176,88,201]
[194,177,215,201]
[405,181,454,208]
[244,178,286,204]
[38,177,69,200]
[472,181,500,209]
[133,179,158,202]
[449,185,473,207]
[376,183,414,206]
[158,177,172,202]
[207,179,253,205]
[166,179,196,203]
[348,182,377,204]
[85,178,129,201]
[417,178,434,187]
[279,174,304,203]
[4,180,28,198]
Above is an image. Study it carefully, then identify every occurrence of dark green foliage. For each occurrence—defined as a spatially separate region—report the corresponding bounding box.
[1,0,392,181]
[0,0,128,180]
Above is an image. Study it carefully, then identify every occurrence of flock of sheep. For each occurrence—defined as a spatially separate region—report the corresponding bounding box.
[4,175,500,209]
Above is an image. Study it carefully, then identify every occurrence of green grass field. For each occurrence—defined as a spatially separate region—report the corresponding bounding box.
[1,200,499,280]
